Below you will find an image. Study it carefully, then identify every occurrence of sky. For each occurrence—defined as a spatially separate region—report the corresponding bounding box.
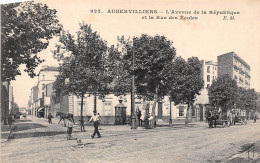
[5,0,260,108]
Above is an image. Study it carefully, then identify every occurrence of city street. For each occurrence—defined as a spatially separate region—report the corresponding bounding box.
[1,117,260,163]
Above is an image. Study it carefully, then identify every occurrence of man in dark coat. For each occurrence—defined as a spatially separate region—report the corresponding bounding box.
[48,113,53,124]
[137,110,142,126]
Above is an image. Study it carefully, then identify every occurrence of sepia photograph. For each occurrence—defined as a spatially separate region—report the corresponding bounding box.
[1,0,260,162]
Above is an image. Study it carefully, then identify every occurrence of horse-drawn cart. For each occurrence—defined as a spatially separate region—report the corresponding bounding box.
[234,116,247,125]
[206,110,230,128]
[232,109,247,125]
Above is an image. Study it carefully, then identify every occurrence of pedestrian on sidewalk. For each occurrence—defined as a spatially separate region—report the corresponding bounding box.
[8,114,13,128]
[48,113,54,124]
[79,118,85,132]
[88,112,101,139]
[137,109,142,126]
[66,117,74,140]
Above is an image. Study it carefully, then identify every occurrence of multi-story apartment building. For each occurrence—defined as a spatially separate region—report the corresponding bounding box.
[218,52,250,89]
[194,60,218,121]
[30,66,59,118]
[31,86,38,116]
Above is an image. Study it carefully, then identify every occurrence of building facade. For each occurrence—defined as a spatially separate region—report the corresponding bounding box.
[29,66,59,118]
[194,60,218,122]
[1,81,14,124]
[218,52,250,89]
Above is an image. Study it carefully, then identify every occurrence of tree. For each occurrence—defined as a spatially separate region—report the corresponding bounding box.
[1,2,62,81]
[166,57,204,125]
[53,23,112,125]
[236,87,247,110]
[208,74,238,113]
[118,34,176,128]
[107,44,131,96]
[256,93,260,113]
[245,88,257,119]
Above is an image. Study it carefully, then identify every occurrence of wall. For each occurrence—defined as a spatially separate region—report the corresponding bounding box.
[51,92,199,124]
[217,52,234,78]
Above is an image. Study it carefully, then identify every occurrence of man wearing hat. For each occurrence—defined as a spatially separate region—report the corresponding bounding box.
[88,111,101,138]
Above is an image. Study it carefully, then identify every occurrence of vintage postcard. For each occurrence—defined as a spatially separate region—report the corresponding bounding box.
[1,0,260,162]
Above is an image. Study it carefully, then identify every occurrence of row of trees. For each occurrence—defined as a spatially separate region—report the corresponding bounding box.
[52,23,204,127]
[208,74,258,115]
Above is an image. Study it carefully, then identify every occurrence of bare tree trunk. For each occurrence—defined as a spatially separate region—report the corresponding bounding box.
[151,85,159,128]
[80,92,84,121]
[169,98,172,126]
[185,103,189,126]
[94,92,97,113]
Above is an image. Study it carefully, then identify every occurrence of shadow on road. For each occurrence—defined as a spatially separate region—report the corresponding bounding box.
[16,119,32,123]
[10,130,82,139]
[14,123,47,132]
[12,131,67,139]
[156,123,198,128]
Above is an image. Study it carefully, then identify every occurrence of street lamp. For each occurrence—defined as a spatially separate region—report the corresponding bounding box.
[131,42,137,129]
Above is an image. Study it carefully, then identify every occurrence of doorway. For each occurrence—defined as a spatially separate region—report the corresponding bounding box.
[158,102,163,119]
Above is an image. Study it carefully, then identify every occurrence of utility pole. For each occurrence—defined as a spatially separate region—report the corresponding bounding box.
[131,43,137,129]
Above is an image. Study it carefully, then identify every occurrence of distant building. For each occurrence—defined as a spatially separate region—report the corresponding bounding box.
[29,66,59,118]
[192,60,218,121]
[218,52,250,89]
[1,81,14,124]
[31,86,38,116]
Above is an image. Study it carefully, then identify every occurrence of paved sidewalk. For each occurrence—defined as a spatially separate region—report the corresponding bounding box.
[1,115,206,142]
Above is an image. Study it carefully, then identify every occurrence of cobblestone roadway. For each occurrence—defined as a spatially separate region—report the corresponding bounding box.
[1,116,260,163]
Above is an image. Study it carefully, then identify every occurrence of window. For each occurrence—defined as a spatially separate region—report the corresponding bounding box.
[77,102,86,116]
[104,101,112,115]
[179,106,184,117]
[207,66,210,73]
[207,75,210,82]
[207,84,210,88]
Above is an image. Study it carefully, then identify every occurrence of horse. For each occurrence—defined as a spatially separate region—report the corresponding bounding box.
[206,111,219,128]
[56,112,75,127]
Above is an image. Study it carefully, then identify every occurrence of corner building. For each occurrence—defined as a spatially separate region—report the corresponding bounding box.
[218,52,250,89]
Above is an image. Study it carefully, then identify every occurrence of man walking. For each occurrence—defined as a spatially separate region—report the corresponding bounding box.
[137,109,142,126]
[48,113,53,124]
[88,112,101,139]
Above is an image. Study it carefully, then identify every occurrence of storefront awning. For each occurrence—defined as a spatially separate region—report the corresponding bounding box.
[37,107,44,112]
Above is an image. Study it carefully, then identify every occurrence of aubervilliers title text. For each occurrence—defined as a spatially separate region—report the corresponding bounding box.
[90,9,240,21]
